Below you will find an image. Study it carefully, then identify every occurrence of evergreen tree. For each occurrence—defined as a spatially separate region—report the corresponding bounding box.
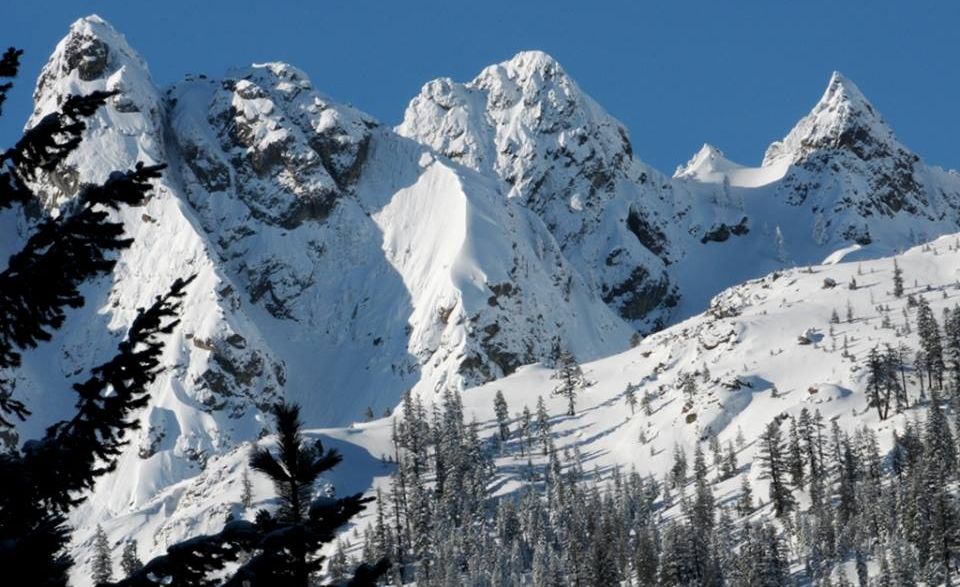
[642,389,655,417]
[670,444,688,489]
[916,297,945,390]
[535,396,551,455]
[737,475,754,517]
[893,258,904,298]
[119,540,141,579]
[691,444,715,532]
[0,277,192,586]
[493,390,510,442]
[92,524,113,586]
[241,467,254,510]
[553,350,584,416]
[326,541,348,584]
[787,416,805,489]
[866,345,893,420]
[758,418,795,517]
[943,306,960,394]
[679,372,697,403]
[624,382,638,415]
[720,441,738,480]
[520,405,533,457]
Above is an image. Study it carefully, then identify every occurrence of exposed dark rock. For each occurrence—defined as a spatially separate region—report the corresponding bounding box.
[626,207,667,258]
[701,217,750,244]
[603,266,676,322]
[65,34,109,81]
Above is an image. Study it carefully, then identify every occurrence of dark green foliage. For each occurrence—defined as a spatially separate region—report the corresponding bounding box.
[0,278,192,586]
[758,418,795,517]
[0,47,23,117]
[493,389,510,441]
[119,540,141,578]
[893,259,904,298]
[91,524,112,585]
[552,349,584,416]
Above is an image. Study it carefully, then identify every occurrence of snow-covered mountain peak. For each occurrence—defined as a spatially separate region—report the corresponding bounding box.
[762,71,901,167]
[172,60,375,228]
[37,15,148,88]
[479,49,564,82]
[398,51,677,330]
[398,50,637,193]
[674,143,743,181]
[29,14,164,207]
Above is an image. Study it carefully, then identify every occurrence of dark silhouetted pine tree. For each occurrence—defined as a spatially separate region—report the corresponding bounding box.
[119,540,141,579]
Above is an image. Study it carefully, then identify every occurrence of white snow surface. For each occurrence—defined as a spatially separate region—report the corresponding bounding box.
[8,16,960,584]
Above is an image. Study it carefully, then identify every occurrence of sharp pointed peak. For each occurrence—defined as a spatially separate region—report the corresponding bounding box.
[31,12,158,129]
[762,71,900,166]
[697,143,725,158]
[821,71,872,110]
[63,14,134,53]
[41,13,149,85]
[503,50,563,70]
[70,13,110,28]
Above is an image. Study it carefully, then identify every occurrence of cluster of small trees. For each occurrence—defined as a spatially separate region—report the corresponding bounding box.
[354,389,493,585]
[363,387,796,585]
[747,397,960,585]
[372,380,960,585]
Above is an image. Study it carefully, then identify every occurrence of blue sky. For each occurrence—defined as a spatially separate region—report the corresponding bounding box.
[2,1,959,173]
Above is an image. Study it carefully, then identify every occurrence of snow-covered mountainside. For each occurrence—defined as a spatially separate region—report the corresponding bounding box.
[9,15,960,584]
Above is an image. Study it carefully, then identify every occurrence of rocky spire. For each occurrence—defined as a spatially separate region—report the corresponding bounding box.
[28,15,164,206]
[762,71,902,167]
